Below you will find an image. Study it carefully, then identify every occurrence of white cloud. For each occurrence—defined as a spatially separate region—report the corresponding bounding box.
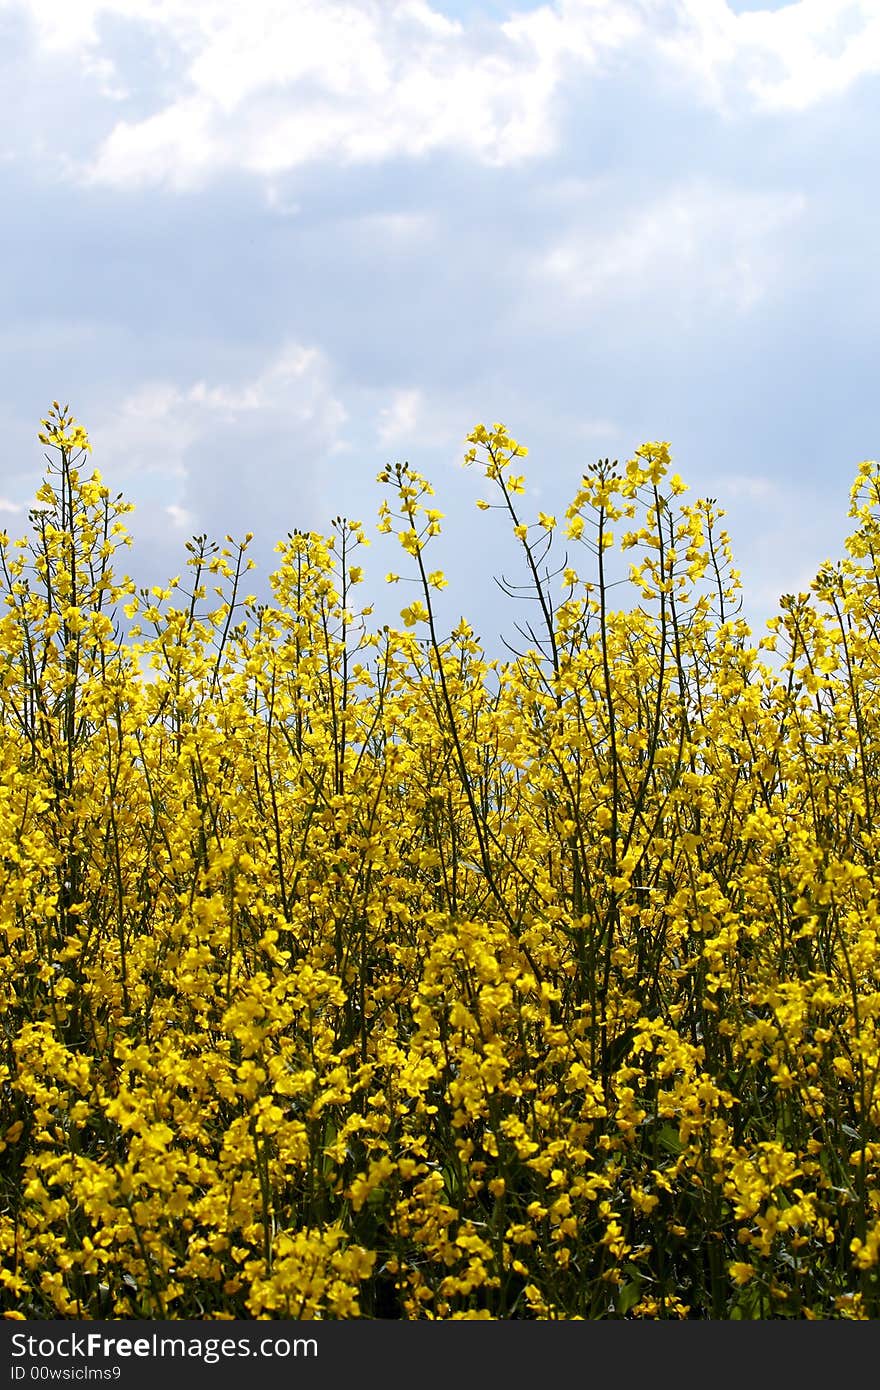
[77,0,575,189]
[165,502,193,529]
[4,1,879,189]
[88,339,347,508]
[374,383,482,454]
[377,388,424,446]
[90,381,199,484]
[659,0,880,115]
[531,180,807,316]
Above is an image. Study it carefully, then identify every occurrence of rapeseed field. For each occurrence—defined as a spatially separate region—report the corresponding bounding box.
[1,405,878,1319]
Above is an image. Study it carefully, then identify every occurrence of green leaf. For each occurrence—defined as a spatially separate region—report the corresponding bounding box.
[657,1122,682,1155]
[617,1280,642,1316]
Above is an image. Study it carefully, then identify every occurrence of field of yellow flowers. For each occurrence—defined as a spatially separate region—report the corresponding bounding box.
[0,404,878,1319]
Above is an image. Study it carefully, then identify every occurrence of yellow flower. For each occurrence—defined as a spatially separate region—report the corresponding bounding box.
[400,600,430,626]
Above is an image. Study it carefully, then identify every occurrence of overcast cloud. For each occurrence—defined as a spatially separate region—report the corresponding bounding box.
[1,0,877,646]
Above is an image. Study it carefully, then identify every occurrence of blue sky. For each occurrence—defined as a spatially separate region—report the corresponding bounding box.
[1,0,878,651]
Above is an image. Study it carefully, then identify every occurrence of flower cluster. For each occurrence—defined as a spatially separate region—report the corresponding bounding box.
[0,406,878,1320]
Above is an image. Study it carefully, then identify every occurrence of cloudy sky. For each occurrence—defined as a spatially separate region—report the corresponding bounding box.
[1,0,878,650]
